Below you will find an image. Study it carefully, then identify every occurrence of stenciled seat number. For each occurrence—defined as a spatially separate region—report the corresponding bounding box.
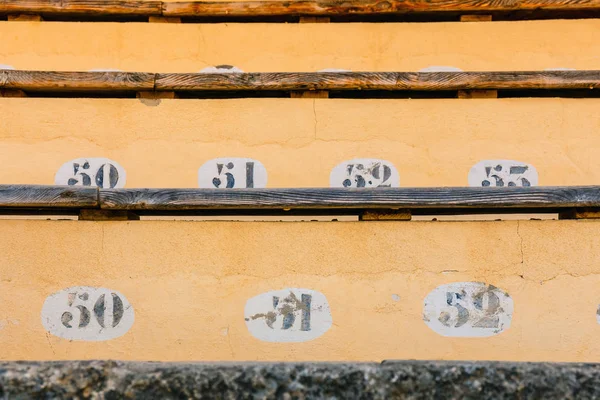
[244,288,332,342]
[330,158,400,188]
[41,286,134,341]
[422,282,514,337]
[55,158,126,188]
[198,158,267,188]
[468,160,538,187]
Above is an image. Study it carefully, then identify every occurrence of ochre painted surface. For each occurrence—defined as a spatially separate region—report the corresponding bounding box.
[1,219,600,361]
[0,20,598,71]
[1,98,600,187]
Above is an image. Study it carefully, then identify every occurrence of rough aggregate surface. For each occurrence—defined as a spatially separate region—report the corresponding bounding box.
[1,360,600,399]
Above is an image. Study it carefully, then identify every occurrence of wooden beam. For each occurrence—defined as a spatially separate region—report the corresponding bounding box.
[0,1,597,21]
[0,185,98,209]
[0,70,597,94]
[0,89,26,97]
[137,91,177,99]
[148,16,181,23]
[0,1,162,16]
[7,14,43,21]
[290,90,329,98]
[79,209,139,220]
[458,89,498,99]
[163,0,600,17]
[299,16,330,22]
[0,70,155,92]
[155,71,600,92]
[360,209,411,221]
[460,14,492,22]
[99,186,600,211]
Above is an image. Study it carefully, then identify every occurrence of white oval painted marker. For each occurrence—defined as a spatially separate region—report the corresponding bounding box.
[55,158,126,188]
[418,66,463,72]
[468,160,538,187]
[423,282,513,337]
[199,65,244,73]
[330,158,399,188]
[41,286,134,341]
[198,157,267,188]
[244,288,332,343]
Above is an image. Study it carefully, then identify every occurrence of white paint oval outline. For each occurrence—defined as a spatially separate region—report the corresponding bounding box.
[330,158,399,188]
[198,157,267,188]
[244,288,332,343]
[55,158,126,188]
[468,160,538,187]
[423,282,513,338]
[41,286,135,341]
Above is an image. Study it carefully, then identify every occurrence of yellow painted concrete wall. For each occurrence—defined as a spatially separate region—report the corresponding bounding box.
[1,219,599,361]
[0,20,598,71]
[1,97,599,187]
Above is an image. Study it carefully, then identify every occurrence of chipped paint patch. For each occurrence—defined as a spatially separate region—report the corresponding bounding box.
[244,288,332,343]
[41,286,134,341]
[198,157,267,188]
[55,158,126,188]
[423,282,513,337]
[468,160,538,187]
[330,158,399,188]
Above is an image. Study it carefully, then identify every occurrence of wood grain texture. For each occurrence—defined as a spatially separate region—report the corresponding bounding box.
[0,70,597,93]
[99,186,600,210]
[0,1,161,16]
[0,70,155,91]
[155,71,600,92]
[1,0,599,19]
[164,0,600,17]
[0,185,98,208]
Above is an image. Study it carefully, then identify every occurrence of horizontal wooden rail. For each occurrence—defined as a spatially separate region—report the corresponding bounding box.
[1,70,598,97]
[156,71,600,91]
[5,185,600,217]
[0,185,98,209]
[163,0,600,17]
[0,1,162,16]
[99,186,600,211]
[0,70,155,92]
[1,0,600,21]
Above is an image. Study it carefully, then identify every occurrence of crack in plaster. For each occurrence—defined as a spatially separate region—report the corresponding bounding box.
[516,220,524,275]
[312,98,318,139]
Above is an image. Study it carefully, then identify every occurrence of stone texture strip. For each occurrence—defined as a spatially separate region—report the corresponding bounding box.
[1,360,600,399]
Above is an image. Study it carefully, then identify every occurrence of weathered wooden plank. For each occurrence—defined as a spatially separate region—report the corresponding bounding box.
[157,71,600,92]
[0,1,162,16]
[99,186,600,210]
[0,185,98,208]
[0,70,155,92]
[1,70,596,93]
[1,219,600,361]
[0,0,598,20]
[164,0,600,17]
